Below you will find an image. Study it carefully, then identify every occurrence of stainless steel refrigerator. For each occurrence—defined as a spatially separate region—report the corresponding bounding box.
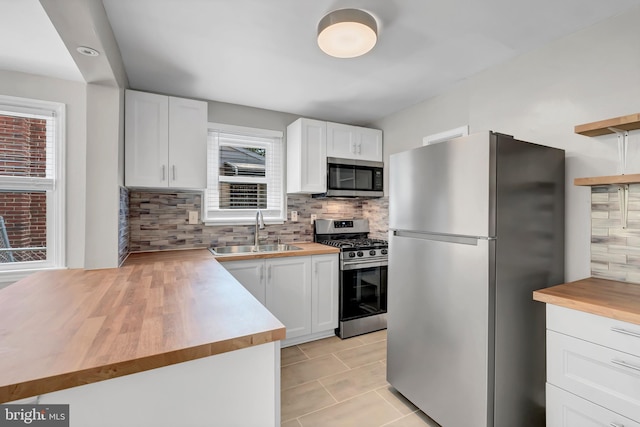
[387,131,564,427]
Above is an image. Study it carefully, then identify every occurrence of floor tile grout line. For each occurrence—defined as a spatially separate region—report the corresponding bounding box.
[373,387,410,418]
[281,352,387,391]
[294,389,390,422]
[295,338,368,359]
[330,351,354,371]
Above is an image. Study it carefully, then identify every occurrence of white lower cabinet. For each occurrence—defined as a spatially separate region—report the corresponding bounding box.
[222,253,338,346]
[311,254,339,333]
[545,305,640,426]
[222,259,266,304]
[547,383,640,427]
[266,257,312,339]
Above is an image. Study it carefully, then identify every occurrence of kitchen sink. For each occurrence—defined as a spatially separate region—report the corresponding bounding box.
[209,244,302,255]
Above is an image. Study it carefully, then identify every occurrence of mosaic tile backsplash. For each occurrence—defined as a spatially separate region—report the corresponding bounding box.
[591,185,640,284]
[118,186,129,266]
[128,191,389,253]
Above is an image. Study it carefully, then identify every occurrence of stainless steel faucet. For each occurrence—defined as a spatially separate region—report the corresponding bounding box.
[254,210,265,246]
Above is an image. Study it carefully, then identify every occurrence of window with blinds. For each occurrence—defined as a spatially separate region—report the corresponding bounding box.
[0,96,65,272]
[204,124,285,224]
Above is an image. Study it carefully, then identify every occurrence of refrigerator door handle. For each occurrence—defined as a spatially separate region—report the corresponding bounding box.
[392,229,495,245]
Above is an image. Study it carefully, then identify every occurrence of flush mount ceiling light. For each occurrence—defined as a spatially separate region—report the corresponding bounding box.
[76,46,100,57]
[317,8,377,58]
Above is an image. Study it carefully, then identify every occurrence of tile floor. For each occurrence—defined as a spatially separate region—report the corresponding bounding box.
[280,330,440,427]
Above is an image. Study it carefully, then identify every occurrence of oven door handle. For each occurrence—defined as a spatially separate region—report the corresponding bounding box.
[341,260,388,270]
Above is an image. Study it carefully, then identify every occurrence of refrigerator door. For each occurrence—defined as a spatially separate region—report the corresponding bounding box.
[389,131,496,238]
[387,231,495,427]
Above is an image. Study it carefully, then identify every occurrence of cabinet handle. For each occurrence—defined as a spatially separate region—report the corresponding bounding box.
[611,326,640,339]
[162,165,166,181]
[260,265,264,282]
[172,165,177,181]
[357,143,362,154]
[611,359,640,372]
[351,141,356,154]
[268,265,272,281]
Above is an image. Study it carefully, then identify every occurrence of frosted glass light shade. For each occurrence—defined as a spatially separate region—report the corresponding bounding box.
[317,9,377,58]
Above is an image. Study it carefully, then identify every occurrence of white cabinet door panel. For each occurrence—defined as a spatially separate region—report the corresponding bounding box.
[266,257,311,339]
[357,127,383,161]
[546,383,640,427]
[125,91,169,187]
[548,330,640,422]
[286,118,326,194]
[168,96,207,189]
[311,254,338,333]
[221,260,266,305]
[326,122,356,159]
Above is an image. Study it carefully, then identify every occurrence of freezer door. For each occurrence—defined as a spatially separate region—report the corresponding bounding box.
[389,131,495,237]
[387,231,494,427]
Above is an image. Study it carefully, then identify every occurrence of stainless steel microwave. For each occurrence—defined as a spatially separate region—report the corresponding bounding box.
[324,157,384,198]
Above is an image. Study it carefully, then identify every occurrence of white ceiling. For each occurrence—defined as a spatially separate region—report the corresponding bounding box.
[3,0,640,125]
[0,0,82,82]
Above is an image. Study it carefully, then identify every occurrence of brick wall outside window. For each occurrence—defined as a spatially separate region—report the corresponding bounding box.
[0,115,47,262]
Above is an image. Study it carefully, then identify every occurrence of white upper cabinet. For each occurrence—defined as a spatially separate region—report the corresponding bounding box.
[286,118,383,194]
[326,122,383,162]
[286,118,327,194]
[125,90,207,189]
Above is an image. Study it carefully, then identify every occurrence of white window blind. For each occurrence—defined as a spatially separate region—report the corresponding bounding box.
[204,124,285,225]
[0,95,65,274]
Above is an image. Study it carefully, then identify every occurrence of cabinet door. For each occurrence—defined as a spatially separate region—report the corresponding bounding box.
[326,122,357,159]
[547,383,640,427]
[311,254,339,333]
[547,330,640,421]
[168,97,208,189]
[221,260,266,305]
[356,127,383,162]
[266,257,311,339]
[125,90,169,187]
[287,118,327,194]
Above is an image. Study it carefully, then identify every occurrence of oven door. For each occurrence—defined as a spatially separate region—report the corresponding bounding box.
[340,259,388,321]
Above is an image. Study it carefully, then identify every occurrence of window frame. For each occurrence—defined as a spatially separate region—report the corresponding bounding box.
[204,123,285,225]
[0,95,66,281]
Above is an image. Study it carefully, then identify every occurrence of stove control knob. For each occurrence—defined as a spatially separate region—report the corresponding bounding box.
[348,252,356,258]
[381,249,388,255]
[357,251,364,257]
[369,250,376,256]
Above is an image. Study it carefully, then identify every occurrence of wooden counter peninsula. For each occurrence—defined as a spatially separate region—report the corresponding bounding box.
[0,249,285,427]
[533,276,640,325]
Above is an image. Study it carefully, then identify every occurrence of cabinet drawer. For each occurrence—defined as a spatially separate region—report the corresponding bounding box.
[548,305,640,356]
[548,330,640,422]
[547,383,640,427]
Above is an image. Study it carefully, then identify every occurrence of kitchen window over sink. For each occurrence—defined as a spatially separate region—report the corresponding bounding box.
[204,123,285,225]
[0,95,65,278]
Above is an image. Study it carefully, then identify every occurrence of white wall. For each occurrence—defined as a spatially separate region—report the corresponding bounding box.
[0,69,87,270]
[372,7,640,282]
[85,84,124,269]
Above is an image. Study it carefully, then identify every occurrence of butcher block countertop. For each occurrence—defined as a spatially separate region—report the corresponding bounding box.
[533,277,640,326]
[0,249,285,404]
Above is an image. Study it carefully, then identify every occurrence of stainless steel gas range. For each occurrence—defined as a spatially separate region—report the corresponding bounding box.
[314,219,388,339]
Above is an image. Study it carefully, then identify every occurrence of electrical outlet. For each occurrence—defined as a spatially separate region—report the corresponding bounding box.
[188,210,199,225]
[310,214,317,224]
[291,211,298,222]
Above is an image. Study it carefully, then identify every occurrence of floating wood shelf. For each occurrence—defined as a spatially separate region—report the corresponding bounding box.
[575,113,640,136]
[574,174,640,186]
